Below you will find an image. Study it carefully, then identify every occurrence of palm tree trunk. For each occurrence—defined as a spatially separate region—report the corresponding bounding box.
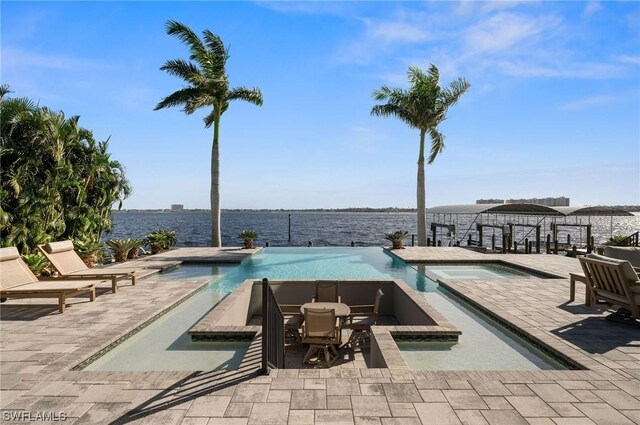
[417,129,427,246]
[211,107,222,247]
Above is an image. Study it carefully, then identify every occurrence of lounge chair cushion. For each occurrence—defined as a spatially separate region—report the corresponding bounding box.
[45,240,75,254]
[0,247,21,262]
[587,253,638,282]
[0,248,38,288]
[604,246,640,268]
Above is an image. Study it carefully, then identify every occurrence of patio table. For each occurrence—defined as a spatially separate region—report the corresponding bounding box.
[300,302,351,318]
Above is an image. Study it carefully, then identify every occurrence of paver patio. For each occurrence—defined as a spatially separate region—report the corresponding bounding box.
[1,247,638,424]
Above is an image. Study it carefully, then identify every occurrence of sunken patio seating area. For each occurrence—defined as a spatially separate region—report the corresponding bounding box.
[188,279,460,369]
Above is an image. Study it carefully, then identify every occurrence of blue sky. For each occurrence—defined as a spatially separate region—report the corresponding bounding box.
[2,1,639,209]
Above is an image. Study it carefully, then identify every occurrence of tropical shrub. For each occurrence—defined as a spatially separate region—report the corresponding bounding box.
[0,86,131,254]
[145,230,172,255]
[157,230,177,249]
[238,230,257,249]
[107,239,134,262]
[21,253,49,277]
[384,231,409,250]
[603,235,627,246]
[127,239,145,259]
[73,240,104,268]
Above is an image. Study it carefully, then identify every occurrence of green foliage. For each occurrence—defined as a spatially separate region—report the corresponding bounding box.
[604,235,627,246]
[0,87,131,254]
[145,230,177,254]
[127,239,145,259]
[371,65,470,164]
[156,230,177,248]
[384,231,409,249]
[238,229,257,249]
[73,239,104,267]
[384,231,409,242]
[107,239,135,262]
[21,253,49,276]
[238,230,257,240]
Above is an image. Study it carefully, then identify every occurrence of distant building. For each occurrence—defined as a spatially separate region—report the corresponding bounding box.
[171,204,184,211]
[476,199,504,204]
[505,197,569,206]
[476,197,570,206]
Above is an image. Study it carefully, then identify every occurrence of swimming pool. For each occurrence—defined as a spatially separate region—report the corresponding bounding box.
[84,248,568,371]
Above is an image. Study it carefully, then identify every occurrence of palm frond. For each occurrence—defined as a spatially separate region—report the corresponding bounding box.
[202,29,228,76]
[160,59,207,86]
[226,86,263,106]
[441,77,471,105]
[165,20,212,66]
[427,128,445,164]
[154,87,206,112]
[203,108,217,128]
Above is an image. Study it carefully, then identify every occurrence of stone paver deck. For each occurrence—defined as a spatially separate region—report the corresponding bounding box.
[1,247,639,424]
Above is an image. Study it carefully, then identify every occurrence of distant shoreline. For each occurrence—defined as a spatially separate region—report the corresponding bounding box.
[113,206,640,213]
[113,208,418,213]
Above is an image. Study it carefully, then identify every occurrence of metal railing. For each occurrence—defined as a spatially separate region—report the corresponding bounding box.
[612,231,639,247]
[261,278,285,373]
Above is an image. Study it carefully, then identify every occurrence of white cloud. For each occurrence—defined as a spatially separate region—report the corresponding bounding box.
[560,95,615,110]
[583,1,602,17]
[464,13,562,55]
[616,55,640,65]
[3,46,114,71]
[499,60,626,79]
[254,1,355,16]
[334,17,431,64]
[363,19,430,44]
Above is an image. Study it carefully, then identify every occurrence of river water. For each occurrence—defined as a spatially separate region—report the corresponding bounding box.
[107,210,639,248]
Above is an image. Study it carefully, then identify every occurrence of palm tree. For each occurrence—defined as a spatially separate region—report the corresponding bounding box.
[371,65,469,246]
[155,20,263,247]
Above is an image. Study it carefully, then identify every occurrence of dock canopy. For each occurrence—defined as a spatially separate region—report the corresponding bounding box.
[426,204,633,217]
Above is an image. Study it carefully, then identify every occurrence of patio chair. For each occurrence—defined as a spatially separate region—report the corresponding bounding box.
[312,280,341,303]
[344,289,384,347]
[0,247,97,313]
[38,240,137,293]
[279,304,304,344]
[302,307,340,367]
[579,254,640,318]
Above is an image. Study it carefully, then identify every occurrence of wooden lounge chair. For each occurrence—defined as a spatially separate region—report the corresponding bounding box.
[0,247,97,313]
[302,307,340,367]
[344,289,384,347]
[312,280,341,303]
[579,254,640,318]
[38,240,137,293]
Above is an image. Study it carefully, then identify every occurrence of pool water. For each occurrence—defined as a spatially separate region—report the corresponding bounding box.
[85,248,567,371]
[418,263,535,280]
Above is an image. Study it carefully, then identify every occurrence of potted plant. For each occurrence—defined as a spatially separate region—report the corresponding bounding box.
[107,239,134,262]
[384,231,409,250]
[73,240,104,268]
[239,230,258,249]
[158,230,177,249]
[127,239,145,259]
[145,232,166,255]
[21,253,49,277]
